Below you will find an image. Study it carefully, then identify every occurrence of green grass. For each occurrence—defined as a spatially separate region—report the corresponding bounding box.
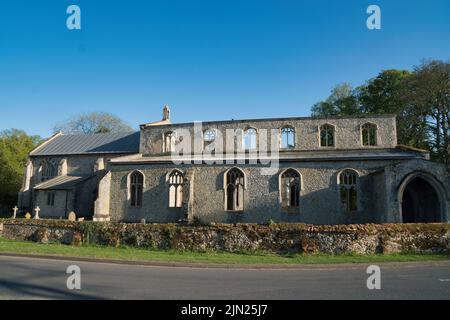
[0,237,449,265]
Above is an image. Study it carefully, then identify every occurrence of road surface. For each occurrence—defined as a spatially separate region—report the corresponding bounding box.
[0,255,449,300]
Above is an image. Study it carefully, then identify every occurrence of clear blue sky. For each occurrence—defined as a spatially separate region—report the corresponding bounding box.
[0,0,449,138]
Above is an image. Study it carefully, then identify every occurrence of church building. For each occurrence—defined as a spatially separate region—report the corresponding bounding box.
[18,106,450,224]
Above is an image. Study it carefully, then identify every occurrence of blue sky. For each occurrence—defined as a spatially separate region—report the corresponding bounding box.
[0,0,449,137]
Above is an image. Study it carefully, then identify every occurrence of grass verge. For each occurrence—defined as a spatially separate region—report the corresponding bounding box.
[1,237,449,265]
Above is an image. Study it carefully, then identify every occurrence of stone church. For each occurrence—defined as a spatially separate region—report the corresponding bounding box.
[18,106,450,224]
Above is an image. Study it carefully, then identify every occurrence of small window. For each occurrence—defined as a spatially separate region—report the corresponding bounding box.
[163,131,176,153]
[203,129,216,151]
[320,124,335,147]
[168,170,184,208]
[204,129,216,142]
[47,191,55,206]
[361,123,377,146]
[281,127,295,149]
[225,168,245,211]
[41,160,57,182]
[280,169,300,208]
[243,128,257,151]
[338,169,358,212]
[130,171,144,207]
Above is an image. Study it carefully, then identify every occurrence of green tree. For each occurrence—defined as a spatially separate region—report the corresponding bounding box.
[356,69,427,148]
[53,111,134,135]
[0,129,42,215]
[311,83,361,117]
[358,69,411,115]
[405,60,450,164]
[310,61,450,164]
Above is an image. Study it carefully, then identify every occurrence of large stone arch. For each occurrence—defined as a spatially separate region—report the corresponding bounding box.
[397,171,447,223]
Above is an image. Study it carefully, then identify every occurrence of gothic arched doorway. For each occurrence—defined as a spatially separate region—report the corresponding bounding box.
[400,175,443,223]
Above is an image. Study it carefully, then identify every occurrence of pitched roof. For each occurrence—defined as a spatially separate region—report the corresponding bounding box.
[30,132,140,156]
[34,175,89,190]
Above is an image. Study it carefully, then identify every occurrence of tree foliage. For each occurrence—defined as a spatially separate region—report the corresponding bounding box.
[311,83,361,117]
[406,60,450,164]
[53,111,134,135]
[0,129,42,214]
[311,60,450,165]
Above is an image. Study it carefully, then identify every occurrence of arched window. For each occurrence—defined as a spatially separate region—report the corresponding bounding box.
[281,127,295,149]
[46,191,55,206]
[41,160,57,182]
[203,129,216,151]
[225,168,245,211]
[338,169,358,212]
[280,169,300,208]
[243,128,257,151]
[130,171,144,207]
[361,123,377,146]
[204,129,216,142]
[168,170,184,208]
[163,131,176,153]
[320,124,335,147]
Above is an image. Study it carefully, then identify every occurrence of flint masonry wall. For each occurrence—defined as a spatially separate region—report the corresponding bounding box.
[21,153,133,218]
[140,115,397,156]
[103,155,450,224]
[1,219,449,255]
[107,158,438,224]
[29,154,120,184]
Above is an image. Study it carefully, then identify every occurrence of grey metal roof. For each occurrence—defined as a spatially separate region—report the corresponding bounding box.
[31,132,140,156]
[34,176,89,190]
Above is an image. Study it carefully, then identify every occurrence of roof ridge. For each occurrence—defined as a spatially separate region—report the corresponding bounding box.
[59,131,138,137]
[30,131,141,156]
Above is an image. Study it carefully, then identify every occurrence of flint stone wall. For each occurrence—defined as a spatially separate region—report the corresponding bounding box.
[0,219,449,255]
[140,115,397,155]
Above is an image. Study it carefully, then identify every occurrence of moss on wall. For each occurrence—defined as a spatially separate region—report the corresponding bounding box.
[0,219,449,255]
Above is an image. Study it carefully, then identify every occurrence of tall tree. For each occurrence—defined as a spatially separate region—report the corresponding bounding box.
[405,60,450,164]
[358,69,411,114]
[356,69,426,147]
[53,111,134,135]
[0,129,42,215]
[311,83,361,117]
[310,61,450,165]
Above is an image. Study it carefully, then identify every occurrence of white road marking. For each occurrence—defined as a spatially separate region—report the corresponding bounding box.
[438,279,450,282]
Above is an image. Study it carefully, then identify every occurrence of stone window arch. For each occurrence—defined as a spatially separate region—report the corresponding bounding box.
[224,167,246,211]
[204,129,216,142]
[361,122,377,146]
[41,159,58,182]
[397,171,447,223]
[203,129,216,151]
[279,168,301,208]
[128,171,144,207]
[243,127,257,151]
[163,131,176,153]
[168,169,184,208]
[320,124,335,147]
[338,169,359,212]
[280,127,295,149]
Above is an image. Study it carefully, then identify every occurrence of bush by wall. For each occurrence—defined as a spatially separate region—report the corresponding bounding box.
[0,219,449,255]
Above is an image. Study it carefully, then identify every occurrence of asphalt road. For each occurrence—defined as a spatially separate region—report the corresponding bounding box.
[0,255,449,300]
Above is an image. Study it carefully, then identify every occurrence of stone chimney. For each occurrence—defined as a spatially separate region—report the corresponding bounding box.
[162,105,170,121]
